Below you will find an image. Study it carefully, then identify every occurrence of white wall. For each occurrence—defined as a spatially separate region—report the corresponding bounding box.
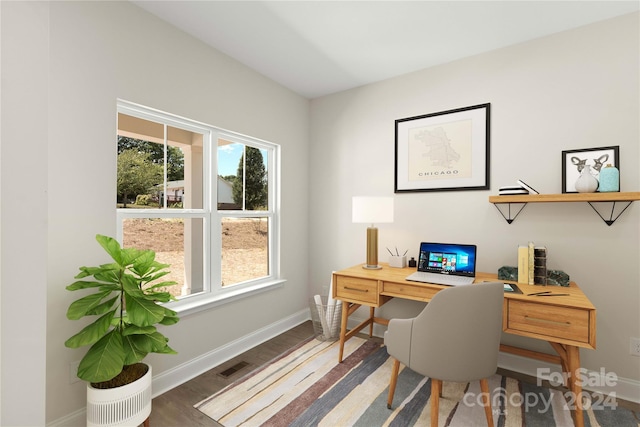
[2,1,310,425]
[310,11,639,386]
[0,2,49,426]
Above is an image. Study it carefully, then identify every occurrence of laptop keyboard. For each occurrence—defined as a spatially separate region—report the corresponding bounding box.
[405,271,474,286]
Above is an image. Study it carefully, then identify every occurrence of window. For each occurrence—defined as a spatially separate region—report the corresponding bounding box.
[116,100,281,314]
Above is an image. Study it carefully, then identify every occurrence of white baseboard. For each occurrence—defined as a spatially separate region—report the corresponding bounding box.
[47,408,85,427]
[48,308,311,427]
[151,308,311,397]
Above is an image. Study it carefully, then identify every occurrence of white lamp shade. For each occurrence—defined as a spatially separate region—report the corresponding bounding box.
[352,196,394,224]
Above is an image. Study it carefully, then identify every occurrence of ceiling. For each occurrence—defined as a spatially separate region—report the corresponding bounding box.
[133,1,639,99]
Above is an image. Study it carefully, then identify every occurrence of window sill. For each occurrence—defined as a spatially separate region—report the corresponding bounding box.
[165,279,287,317]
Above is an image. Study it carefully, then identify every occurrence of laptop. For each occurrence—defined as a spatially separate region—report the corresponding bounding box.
[405,242,477,286]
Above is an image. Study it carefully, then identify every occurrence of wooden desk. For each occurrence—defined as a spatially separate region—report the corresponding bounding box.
[332,264,596,427]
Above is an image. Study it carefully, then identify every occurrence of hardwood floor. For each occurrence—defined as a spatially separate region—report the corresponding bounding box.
[148,320,639,426]
[148,321,316,427]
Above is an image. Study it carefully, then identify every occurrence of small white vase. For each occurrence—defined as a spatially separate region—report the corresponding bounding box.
[574,165,599,193]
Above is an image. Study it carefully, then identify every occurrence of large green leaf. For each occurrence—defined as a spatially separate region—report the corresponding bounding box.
[122,334,148,365]
[66,290,113,320]
[129,250,155,277]
[66,280,105,291]
[121,274,145,297]
[159,314,180,326]
[143,290,173,303]
[122,324,156,336]
[141,270,170,284]
[151,335,177,355]
[144,281,177,293]
[121,247,146,267]
[162,305,178,319]
[65,310,115,348]
[93,269,121,284]
[125,293,165,326]
[145,331,176,353]
[77,330,125,383]
[127,333,153,354]
[96,235,123,266]
[75,265,117,279]
[86,296,119,316]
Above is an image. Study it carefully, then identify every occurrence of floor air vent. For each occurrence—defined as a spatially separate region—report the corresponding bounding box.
[219,361,249,378]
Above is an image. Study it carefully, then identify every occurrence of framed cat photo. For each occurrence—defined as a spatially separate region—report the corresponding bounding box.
[561,146,619,193]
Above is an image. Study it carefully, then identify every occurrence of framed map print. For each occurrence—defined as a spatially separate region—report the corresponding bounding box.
[394,103,490,193]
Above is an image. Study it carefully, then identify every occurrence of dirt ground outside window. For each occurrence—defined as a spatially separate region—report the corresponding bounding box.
[123,218,268,296]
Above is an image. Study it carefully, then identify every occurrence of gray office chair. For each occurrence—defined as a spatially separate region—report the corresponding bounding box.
[384,282,504,427]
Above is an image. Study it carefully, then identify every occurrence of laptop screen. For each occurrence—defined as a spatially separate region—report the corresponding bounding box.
[416,242,477,277]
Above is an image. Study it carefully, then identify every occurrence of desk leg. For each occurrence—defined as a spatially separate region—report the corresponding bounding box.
[368,307,375,337]
[550,343,584,427]
[338,302,350,363]
[566,345,584,427]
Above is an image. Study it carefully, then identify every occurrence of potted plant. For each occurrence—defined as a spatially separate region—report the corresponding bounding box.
[65,234,179,427]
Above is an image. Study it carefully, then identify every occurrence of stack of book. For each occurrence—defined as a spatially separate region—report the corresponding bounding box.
[499,185,529,195]
[518,242,547,285]
[499,179,540,196]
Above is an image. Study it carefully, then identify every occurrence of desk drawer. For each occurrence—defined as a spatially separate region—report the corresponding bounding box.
[335,276,378,305]
[382,281,438,302]
[506,300,590,343]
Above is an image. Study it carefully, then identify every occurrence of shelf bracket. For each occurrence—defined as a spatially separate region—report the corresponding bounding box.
[493,203,527,224]
[587,201,634,226]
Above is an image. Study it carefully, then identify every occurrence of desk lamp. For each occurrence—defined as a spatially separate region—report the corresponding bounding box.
[352,196,394,269]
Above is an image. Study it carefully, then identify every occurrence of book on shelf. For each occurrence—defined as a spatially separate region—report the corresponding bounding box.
[517,245,529,283]
[499,185,529,195]
[518,242,539,285]
[528,241,535,285]
[534,246,547,285]
[517,179,540,194]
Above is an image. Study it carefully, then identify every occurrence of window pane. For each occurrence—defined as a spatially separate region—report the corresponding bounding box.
[116,114,203,210]
[217,140,268,211]
[217,139,242,210]
[116,137,164,208]
[122,217,205,298]
[221,217,269,286]
[167,125,203,209]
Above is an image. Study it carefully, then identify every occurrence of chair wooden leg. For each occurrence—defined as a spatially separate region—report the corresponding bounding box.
[142,416,150,427]
[479,378,494,427]
[387,359,400,409]
[431,379,441,427]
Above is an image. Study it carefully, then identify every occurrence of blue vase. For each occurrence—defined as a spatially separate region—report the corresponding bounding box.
[598,164,619,192]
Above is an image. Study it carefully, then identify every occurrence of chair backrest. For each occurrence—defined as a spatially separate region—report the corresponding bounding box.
[409,282,504,382]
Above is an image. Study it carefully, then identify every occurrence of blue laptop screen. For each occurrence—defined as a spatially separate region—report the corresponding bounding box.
[417,242,477,276]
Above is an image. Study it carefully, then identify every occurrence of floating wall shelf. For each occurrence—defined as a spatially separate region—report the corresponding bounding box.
[488,192,640,225]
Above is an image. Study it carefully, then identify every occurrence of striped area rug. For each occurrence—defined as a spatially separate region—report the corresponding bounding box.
[195,337,639,427]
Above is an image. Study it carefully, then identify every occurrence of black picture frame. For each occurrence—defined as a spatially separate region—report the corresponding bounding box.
[561,146,619,193]
[394,103,490,193]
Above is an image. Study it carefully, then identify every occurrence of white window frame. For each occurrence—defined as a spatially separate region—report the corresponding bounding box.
[116,100,283,317]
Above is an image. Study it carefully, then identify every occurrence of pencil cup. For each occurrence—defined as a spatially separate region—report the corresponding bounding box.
[389,255,407,268]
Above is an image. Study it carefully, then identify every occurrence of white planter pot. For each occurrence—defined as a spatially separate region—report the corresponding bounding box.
[86,364,152,427]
